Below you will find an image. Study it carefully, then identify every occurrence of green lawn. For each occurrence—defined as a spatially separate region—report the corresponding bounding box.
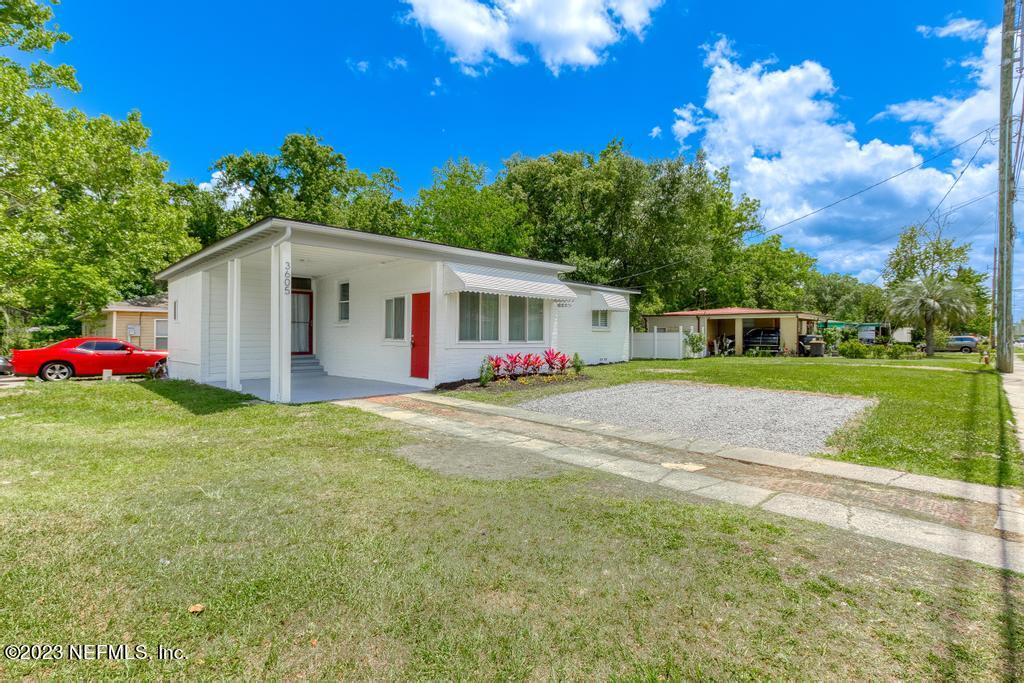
[445,356,1020,487]
[0,380,1021,679]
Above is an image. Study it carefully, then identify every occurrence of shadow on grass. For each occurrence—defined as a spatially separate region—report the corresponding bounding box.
[996,382,1022,679]
[939,372,1021,679]
[138,379,258,416]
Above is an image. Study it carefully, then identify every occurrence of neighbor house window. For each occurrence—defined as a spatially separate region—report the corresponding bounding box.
[458,292,499,342]
[508,296,544,342]
[338,282,350,322]
[592,310,609,328]
[384,296,405,340]
[154,319,168,350]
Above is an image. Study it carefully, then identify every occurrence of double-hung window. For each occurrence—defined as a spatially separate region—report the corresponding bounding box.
[154,319,168,350]
[592,309,609,329]
[458,292,499,342]
[338,282,350,322]
[508,297,544,342]
[384,296,405,340]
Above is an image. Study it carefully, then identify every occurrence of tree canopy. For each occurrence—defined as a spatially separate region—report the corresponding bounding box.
[0,1,994,344]
[0,0,195,336]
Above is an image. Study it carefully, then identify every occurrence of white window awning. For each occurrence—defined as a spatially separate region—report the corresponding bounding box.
[444,263,576,301]
[592,291,630,311]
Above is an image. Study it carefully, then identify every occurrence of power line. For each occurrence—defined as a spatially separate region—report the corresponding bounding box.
[606,123,1000,285]
[761,125,997,237]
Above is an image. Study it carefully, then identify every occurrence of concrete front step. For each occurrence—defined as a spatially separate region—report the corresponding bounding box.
[291,354,325,376]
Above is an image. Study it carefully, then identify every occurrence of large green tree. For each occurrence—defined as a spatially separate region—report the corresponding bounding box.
[0,0,195,333]
[411,159,527,253]
[882,223,970,287]
[497,143,760,318]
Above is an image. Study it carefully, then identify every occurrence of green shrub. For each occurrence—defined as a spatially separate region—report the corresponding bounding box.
[838,340,869,358]
[478,358,494,387]
[887,343,916,360]
[821,327,841,351]
[572,352,585,374]
[684,332,705,357]
[868,344,887,359]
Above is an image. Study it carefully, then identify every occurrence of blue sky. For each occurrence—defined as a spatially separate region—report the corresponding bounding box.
[41,1,1015,310]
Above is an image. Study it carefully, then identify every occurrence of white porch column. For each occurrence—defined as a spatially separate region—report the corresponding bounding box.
[226,258,241,391]
[269,241,292,403]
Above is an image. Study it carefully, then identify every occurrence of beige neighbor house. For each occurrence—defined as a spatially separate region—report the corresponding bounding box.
[644,307,825,355]
[78,294,168,350]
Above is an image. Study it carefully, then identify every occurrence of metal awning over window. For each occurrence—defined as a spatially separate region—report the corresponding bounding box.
[443,263,576,301]
[592,291,629,311]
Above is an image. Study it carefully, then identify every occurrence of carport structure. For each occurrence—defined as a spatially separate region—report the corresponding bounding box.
[644,307,825,355]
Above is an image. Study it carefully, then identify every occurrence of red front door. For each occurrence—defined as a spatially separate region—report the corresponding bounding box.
[410,292,430,379]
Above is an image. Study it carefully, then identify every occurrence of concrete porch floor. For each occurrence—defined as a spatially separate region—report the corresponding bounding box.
[211,374,424,403]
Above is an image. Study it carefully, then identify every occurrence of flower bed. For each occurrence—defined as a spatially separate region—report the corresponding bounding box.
[446,371,590,394]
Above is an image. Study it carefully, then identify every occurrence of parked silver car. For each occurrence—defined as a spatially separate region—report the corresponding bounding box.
[945,335,978,353]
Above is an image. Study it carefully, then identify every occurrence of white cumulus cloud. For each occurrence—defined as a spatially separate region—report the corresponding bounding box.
[648,125,662,138]
[403,0,664,74]
[669,33,1002,281]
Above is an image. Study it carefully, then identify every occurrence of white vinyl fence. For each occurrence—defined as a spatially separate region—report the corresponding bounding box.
[631,329,705,360]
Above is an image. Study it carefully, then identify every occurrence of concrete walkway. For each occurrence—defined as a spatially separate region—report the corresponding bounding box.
[337,393,1024,574]
[1002,363,1024,453]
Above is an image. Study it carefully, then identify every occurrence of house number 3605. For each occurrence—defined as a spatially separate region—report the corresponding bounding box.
[283,262,291,295]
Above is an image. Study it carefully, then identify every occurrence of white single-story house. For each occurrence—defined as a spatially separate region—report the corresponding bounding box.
[155,216,636,402]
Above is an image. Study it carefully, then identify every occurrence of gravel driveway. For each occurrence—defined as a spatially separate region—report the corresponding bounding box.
[520,381,875,455]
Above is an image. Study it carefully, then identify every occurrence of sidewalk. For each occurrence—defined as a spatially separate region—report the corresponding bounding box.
[337,392,1024,573]
[1001,362,1024,453]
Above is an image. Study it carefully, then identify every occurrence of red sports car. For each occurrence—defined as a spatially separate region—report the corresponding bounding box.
[11,337,168,381]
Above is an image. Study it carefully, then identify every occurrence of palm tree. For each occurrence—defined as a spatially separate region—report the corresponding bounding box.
[888,275,976,357]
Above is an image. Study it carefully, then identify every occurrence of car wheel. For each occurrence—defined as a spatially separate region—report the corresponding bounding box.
[39,361,73,381]
[960,346,973,353]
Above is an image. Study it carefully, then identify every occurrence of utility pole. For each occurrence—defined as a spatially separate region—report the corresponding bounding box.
[996,0,1017,373]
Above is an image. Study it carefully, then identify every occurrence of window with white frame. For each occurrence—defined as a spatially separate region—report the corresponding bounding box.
[592,309,609,328]
[458,292,499,342]
[508,296,544,342]
[154,319,168,350]
[338,282,350,322]
[384,296,405,340]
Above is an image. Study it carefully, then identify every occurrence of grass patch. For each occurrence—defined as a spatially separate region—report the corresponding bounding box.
[444,356,1020,487]
[0,380,1021,678]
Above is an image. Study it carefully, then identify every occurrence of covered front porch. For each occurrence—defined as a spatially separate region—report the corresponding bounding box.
[210,374,423,404]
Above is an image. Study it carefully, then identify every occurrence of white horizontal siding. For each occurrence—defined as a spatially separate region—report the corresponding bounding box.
[167,271,203,380]
[555,287,630,366]
[313,260,433,386]
[240,251,271,379]
[204,264,228,381]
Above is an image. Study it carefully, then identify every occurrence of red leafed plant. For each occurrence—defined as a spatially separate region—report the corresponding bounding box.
[503,352,523,376]
[522,353,544,375]
[488,355,505,376]
[543,348,560,372]
[555,352,571,374]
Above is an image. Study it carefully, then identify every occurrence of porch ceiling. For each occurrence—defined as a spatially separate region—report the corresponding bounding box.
[290,243,401,277]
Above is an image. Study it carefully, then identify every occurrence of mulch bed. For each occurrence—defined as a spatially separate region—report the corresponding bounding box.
[437,373,590,394]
